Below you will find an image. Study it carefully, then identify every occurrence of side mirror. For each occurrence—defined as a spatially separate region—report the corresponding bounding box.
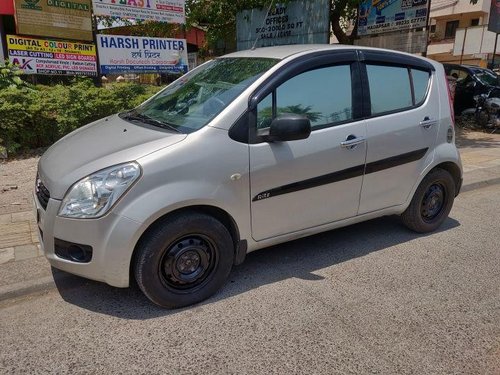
[268,114,311,142]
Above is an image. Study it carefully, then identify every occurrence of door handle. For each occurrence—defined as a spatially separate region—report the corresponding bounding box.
[420,117,437,129]
[340,136,366,149]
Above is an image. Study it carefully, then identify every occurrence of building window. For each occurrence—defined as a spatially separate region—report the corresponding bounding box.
[471,18,480,26]
[445,20,460,38]
[430,25,436,33]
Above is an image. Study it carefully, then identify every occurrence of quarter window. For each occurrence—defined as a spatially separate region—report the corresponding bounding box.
[366,64,413,115]
[411,69,431,105]
[257,65,353,130]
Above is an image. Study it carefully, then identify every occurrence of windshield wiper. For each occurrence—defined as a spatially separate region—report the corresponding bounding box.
[120,110,181,133]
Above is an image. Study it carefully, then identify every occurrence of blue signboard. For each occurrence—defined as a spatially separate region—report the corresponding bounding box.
[358,0,428,36]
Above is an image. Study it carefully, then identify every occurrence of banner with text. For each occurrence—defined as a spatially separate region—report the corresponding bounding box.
[14,0,93,41]
[97,34,188,74]
[92,0,185,24]
[488,0,500,34]
[7,35,97,76]
[358,0,428,36]
[236,0,329,51]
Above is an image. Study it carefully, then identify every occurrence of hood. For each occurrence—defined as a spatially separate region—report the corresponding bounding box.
[39,114,187,199]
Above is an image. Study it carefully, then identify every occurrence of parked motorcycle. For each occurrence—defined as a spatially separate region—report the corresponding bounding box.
[461,88,500,132]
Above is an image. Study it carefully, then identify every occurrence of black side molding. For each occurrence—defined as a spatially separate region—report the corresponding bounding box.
[253,148,429,202]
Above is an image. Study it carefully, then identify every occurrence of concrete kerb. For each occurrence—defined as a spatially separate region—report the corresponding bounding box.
[0,174,499,303]
[461,176,500,193]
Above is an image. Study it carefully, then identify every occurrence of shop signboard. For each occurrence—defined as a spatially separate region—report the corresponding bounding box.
[92,0,185,24]
[97,34,188,74]
[358,0,428,36]
[0,0,15,15]
[7,35,97,76]
[14,0,93,41]
[236,0,329,51]
[488,0,500,34]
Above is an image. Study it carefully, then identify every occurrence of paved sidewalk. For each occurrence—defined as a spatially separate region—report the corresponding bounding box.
[0,211,41,265]
[0,129,499,300]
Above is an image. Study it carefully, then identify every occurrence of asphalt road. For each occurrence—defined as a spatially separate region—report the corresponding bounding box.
[1,185,499,374]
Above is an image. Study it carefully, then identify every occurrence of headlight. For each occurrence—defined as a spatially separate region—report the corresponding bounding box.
[58,162,141,218]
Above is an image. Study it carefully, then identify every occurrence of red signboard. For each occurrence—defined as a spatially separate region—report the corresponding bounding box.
[0,0,15,15]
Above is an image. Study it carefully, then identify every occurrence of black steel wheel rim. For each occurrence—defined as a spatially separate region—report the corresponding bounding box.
[421,183,446,222]
[160,234,217,291]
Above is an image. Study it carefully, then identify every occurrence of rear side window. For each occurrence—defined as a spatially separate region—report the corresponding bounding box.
[257,64,353,130]
[367,65,412,115]
[366,64,431,116]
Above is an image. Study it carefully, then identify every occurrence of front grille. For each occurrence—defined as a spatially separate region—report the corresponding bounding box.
[35,175,50,210]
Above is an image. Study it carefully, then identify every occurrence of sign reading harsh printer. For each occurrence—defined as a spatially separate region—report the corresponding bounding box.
[7,35,97,76]
[97,34,188,74]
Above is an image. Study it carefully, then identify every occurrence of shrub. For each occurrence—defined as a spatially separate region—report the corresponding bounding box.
[0,78,162,155]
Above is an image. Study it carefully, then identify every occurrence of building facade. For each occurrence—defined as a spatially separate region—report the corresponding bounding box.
[427,0,499,67]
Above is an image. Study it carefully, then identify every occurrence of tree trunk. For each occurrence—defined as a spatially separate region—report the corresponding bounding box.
[330,8,358,45]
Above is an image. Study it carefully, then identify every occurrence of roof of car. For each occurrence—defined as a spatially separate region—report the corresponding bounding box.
[221,44,396,60]
[444,63,490,72]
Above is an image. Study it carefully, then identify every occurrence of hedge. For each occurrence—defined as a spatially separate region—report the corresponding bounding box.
[0,78,162,155]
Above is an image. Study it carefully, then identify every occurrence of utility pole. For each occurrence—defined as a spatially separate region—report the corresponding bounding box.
[492,33,499,69]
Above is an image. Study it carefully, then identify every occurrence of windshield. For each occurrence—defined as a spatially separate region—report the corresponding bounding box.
[128,57,279,133]
[473,69,500,86]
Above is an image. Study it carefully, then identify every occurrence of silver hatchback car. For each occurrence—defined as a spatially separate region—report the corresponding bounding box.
[35,45,462,308]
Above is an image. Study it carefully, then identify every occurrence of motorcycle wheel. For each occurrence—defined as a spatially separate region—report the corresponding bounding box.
[475,109,491,128]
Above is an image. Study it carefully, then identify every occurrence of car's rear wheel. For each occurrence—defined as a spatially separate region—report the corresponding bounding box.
[134,212,234,308]
[401,168,456,233]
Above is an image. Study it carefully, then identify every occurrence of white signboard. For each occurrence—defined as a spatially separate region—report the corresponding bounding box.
[92,0,185,24]
[236,0,330,51]
[97,34,188,74]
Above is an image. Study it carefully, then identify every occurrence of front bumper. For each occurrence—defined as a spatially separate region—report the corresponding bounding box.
[34,192,142,288]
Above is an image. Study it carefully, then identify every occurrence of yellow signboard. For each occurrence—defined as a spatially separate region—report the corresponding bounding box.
[14,0,93,41]
[7,35,97,76]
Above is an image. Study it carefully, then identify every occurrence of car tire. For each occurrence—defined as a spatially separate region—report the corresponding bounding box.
[401,168,456,233]
[134,212,234,308]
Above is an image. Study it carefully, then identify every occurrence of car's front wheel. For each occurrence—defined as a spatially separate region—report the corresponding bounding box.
[401,168,456,233]
[134,212,234,308]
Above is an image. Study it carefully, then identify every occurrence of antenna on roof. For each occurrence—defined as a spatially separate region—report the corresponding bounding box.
[252,0,275,50]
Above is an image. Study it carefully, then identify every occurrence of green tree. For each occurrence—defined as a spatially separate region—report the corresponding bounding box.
[0,61,29,90]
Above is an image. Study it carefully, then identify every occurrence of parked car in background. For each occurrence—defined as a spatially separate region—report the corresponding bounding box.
[443,63,500,115]
[35,45,462,308]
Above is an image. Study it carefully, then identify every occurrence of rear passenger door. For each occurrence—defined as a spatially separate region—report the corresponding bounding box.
[358,51,438,214]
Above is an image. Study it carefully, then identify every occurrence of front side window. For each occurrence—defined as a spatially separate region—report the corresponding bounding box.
[367,64,413,115]
[257,64,353,130]
[129,57,278,133]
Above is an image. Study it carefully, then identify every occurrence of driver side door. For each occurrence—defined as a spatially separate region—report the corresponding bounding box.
[248,53,367,241]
